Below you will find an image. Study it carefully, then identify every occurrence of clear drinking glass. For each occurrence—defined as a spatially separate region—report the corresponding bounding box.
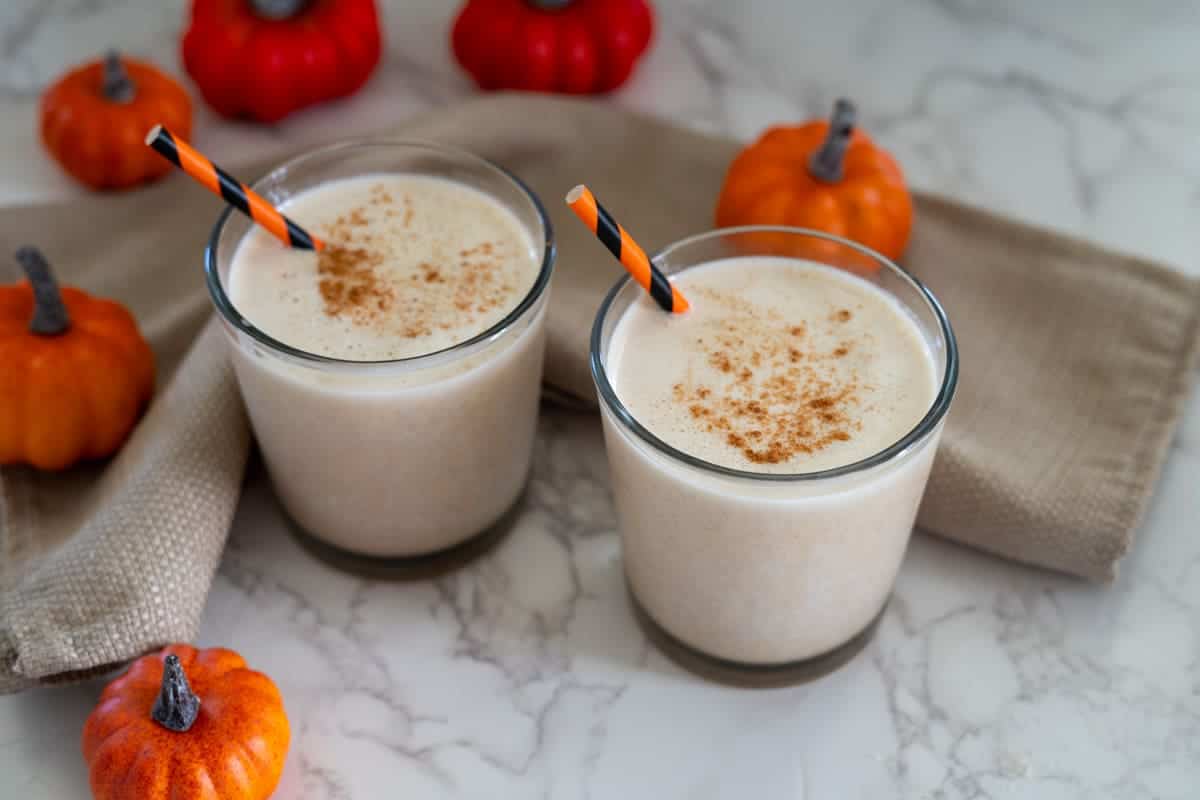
[206,140,555,576]
[591,227,957,686]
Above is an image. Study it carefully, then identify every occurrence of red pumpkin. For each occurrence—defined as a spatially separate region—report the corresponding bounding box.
[182,0,382,123]
[453,0,654,94]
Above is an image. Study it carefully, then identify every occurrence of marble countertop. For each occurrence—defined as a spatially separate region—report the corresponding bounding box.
[2,1,1198,798]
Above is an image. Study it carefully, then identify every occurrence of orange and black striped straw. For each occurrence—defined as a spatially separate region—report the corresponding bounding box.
[145,125,324,252]
[566,185,689,314]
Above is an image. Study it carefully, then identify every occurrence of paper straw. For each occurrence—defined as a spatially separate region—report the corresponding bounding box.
[145,125,324,252]
[566,185,689,314]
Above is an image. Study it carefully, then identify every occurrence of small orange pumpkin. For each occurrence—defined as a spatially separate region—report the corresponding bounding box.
[82,645,290,800]
[41,51,192,190]
[0,247,154,470]
[716,99,913,268]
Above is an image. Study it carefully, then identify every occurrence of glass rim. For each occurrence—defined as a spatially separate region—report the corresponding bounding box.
[589,225,960,483]
[204,137,556,371]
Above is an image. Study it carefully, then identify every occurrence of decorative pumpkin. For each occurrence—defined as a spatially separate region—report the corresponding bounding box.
[183,0,382,123]
[40,52,192,191]
[82,645,290,800]
[453,0,654,94]
[715,99,913,268]
[0,248,154,471]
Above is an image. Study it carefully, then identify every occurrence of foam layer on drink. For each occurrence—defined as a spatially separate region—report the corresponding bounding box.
[607,256,938,473]
[229,174,539,361]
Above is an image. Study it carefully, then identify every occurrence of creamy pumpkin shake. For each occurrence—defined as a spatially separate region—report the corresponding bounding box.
[591,227,956,685]
[207,141,553,572]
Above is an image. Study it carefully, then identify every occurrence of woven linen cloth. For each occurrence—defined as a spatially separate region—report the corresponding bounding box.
[2,93,1197,691]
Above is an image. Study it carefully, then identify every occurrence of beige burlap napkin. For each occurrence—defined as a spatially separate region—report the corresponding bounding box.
[2,94,1197,691]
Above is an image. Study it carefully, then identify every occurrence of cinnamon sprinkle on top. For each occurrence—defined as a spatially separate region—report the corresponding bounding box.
[673,289,868,464]
[312,183,520,339]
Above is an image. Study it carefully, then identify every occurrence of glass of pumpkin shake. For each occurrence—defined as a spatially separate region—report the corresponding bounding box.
[591,227,957,686]
[206,140,553,576]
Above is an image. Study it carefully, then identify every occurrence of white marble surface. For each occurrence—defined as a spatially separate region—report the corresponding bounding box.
[2,1,1199,798]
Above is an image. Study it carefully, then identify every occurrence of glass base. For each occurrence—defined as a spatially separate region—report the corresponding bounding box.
[629,584,886,688]
[284,483,527,580]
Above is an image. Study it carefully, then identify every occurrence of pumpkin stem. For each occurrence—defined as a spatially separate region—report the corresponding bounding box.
[15,247,70,336]
[151,654,201,733]
[808,98,856,184]
[251,0,309,19]
[102,51,135,104]
[528,0,574,8]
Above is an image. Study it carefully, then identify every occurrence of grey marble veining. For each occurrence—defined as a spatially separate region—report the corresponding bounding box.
[5,397,1197,798]
[1,1,1198,798]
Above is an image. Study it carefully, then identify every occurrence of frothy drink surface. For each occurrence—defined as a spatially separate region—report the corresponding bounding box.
[607,256,937,472]
[229,174,538,360]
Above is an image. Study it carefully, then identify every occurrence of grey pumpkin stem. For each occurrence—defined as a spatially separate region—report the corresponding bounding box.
[529,0,573,8]
[808,98,856,184]
[251,0,309,19]
[16,247,70,336]
[151,654,201,733]
[102,51,135,104]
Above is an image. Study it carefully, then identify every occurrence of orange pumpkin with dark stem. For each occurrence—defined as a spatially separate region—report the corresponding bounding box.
[0,248,154,470]
[716,99,912,269]
[82,644,290,800]
[41,51,192,190]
